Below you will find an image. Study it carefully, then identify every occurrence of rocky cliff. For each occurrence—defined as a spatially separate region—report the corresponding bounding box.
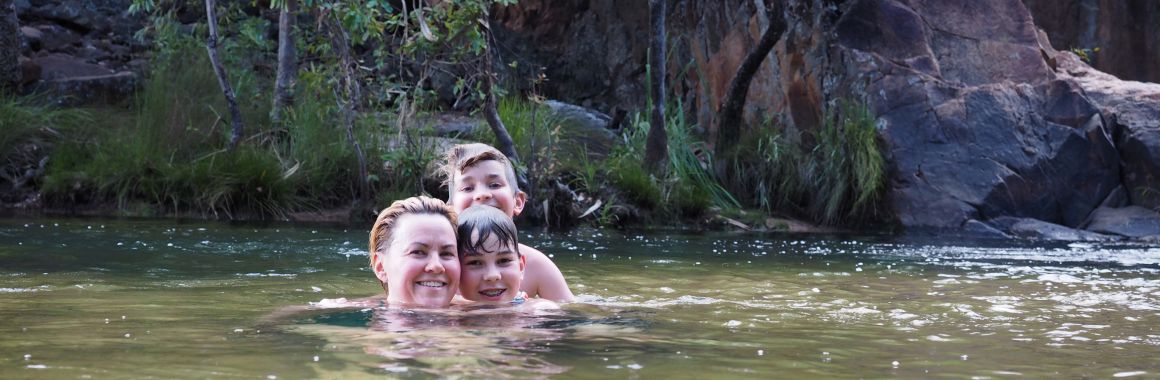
[12,0,144,103]
[494,0,1160,240]
[9,0,1160,239]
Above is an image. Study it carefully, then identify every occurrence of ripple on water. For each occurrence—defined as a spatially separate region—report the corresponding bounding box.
[1113,371,1149,378]
[0,287,40,293]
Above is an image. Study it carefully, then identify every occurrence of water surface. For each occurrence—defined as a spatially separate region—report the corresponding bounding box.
[1,218,1158,378]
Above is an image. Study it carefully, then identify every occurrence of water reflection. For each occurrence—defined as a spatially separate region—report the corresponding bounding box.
[1,219,1158,378]
[285,305,581,377]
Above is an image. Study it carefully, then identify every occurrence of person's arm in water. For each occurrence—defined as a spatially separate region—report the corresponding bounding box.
[518,243,574,302]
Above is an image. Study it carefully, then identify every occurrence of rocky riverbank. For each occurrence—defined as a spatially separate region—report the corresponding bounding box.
[5,0,1160,241]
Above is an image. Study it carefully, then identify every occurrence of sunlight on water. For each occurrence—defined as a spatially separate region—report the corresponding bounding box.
[1,219,1158,378]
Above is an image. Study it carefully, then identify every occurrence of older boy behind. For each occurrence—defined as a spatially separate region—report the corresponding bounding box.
[439,143,575,302]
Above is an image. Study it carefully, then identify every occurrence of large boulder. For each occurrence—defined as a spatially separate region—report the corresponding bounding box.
[1052,51,1160,211]
[827,0,1121,229]
[15,0,145,103]
[29,54,137,104]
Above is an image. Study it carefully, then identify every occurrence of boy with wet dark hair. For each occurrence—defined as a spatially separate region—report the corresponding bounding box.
[438,143,574,302]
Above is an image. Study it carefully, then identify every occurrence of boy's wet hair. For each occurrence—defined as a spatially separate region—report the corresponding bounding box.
[368,196,457,271]
[438,143,521,194]
[456,205,521,258]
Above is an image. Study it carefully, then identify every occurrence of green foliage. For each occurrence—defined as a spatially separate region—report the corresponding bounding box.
[809,101,885,225]
[1070,47,1101,64]
[495,96,573,183]
[0,96,91,163]
[601,101,737,221]
[608,152,661,210]
[727,121,806,214]
[726,101,886,226]
[377,128,440,204]
[278,67,372,205]
[40,27,305,218]
[565,145,601,195]
[0,96,92,191]
[155,147,304,218]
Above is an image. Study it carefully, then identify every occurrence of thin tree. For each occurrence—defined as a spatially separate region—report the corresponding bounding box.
[204,0,246,149]
[326,17,371,206]
[715,2,786,158]
[480,19,530,192]
[270,0,297,127]
[1,0,22,91]
[643,0,668,174]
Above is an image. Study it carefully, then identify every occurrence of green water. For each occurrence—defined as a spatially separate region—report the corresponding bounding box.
[1,218,1158,379]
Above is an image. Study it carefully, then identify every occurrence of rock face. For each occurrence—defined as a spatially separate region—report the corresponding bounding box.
[1023,0,1160,84]
[15,0,143,103]
[833,0,1122,230]
[1053,49,1160,212]
[494,0,1160,240]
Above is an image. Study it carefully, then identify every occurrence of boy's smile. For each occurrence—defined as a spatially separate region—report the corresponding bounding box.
[450,160,526,216]
[460,233,526,303]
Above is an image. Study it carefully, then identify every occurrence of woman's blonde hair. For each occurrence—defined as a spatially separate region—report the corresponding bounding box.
[368,196,457,278]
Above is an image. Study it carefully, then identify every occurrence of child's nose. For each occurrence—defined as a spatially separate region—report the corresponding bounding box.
[484,266,501,281]
[474,191,492,202]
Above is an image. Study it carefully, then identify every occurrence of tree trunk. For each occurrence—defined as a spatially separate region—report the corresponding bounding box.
[1,0,22,92]
[480,20,530,193]
[643,0,668,174]
[714,2,786,158]
[327,18,370,206]
[204,0,245,149]
[270,0,297,127]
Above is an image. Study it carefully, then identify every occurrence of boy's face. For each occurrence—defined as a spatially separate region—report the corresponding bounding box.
[459,232,525,303]
[450,160,526,217]
[377,213,460,308]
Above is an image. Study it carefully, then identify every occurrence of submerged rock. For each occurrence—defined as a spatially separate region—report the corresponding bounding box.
[1085,206,1160,239]
[1001,217,1116,242]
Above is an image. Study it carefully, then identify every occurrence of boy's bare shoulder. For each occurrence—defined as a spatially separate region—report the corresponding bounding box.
[516,242,575,302]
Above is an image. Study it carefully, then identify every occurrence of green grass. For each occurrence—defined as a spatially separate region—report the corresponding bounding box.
[724,100,886,226]
[38,27,310,218]
[1,95,92,176]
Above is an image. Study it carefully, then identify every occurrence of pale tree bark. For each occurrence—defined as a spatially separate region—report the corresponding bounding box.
[204,0,245,149]
[270,0,297,127]
[1,0,22,92]
[715,1,786,159]
[643,0,668,174]
[480,20,530,193]
[326,18,370,205]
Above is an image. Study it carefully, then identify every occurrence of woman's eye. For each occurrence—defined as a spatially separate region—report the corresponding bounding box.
[488,182,502,189]
[440,251,456,259]
[460,186,473,192]
[409,250,426,257]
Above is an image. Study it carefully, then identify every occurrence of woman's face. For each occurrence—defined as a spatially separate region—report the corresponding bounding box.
[381,213,460,308]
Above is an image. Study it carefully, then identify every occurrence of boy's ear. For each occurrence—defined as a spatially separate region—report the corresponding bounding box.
[518,254,526,272]
[372,252,389,284]
[512,190,527,216]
